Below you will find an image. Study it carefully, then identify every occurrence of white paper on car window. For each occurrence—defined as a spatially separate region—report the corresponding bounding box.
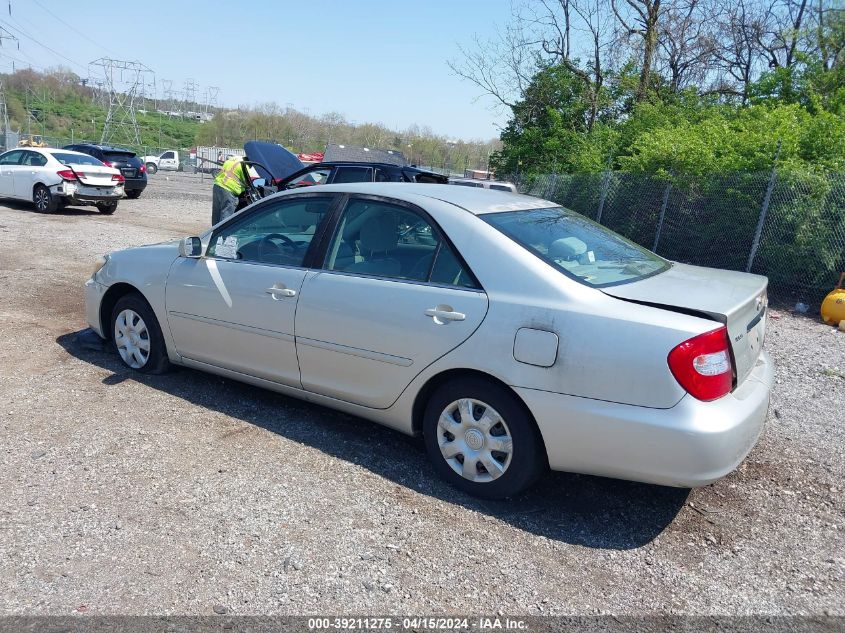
[215,235,238,259]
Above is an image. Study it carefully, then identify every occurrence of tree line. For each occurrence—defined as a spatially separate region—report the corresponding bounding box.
[451,0,844,177]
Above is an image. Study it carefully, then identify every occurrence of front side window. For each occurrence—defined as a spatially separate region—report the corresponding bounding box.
[161,151,175,159]
[286,167,330,188]
[323,198,479,288]
[207,196,333,267]
[483,207,669,288]
[0,150,23,165]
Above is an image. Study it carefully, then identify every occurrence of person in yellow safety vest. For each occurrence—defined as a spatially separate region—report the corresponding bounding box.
[211,155,259,225]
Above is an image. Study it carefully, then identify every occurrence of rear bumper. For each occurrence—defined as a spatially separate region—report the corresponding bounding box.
[516,350,774,487]
[55,182,123,202]
[123,178,147,192]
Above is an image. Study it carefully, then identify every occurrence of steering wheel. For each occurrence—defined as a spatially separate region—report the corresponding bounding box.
[258,233,296,260]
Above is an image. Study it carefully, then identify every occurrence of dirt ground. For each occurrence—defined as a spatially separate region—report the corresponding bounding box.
[0,171,842,616]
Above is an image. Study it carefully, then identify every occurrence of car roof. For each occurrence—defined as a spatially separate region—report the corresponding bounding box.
[281,182,553,215]
[71,143,134,153]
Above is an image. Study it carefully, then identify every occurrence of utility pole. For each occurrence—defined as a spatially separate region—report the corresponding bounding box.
[89,58,154,147]
[0,26,17,148]
[183,78,197,117]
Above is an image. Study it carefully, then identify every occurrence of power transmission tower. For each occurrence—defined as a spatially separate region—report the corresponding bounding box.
[204,85,219,114]
[89,57,153,146]
[183,78,197,116]
[0,26,17,147]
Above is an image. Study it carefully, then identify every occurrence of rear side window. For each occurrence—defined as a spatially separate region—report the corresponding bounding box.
[332,166,373,183]
[323,198,479,289]
[21,152,47,166]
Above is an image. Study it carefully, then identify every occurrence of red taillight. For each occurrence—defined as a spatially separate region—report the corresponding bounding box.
[139,164,146,173]
[112,173,125,183]
[103,161,113,167]
[667,327,733,401]
[57,169,82,180]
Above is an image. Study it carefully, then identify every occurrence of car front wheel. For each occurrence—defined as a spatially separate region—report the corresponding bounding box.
[111,294,170,374]
[423,377,546,499]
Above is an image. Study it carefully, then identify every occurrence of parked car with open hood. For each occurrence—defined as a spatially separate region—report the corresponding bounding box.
[85,183,772,498]
[0,147,124,214]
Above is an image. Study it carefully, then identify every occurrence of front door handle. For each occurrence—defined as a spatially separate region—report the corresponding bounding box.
[425,306,466,324]
[266,285,296,298]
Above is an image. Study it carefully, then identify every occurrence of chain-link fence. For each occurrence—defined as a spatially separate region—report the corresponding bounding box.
[519,169,845,308]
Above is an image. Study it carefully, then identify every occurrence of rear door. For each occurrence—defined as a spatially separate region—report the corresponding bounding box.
[295,195,488,409]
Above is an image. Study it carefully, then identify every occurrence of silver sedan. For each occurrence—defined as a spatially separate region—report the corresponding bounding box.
[84,183,773,499]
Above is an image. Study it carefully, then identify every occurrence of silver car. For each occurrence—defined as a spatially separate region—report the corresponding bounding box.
[84,183,773,499]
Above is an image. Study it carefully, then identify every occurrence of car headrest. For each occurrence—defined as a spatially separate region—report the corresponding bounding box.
[359,215,398,253]
[549,237,587,259]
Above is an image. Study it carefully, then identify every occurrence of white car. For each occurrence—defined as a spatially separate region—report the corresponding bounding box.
[0,147,125,214]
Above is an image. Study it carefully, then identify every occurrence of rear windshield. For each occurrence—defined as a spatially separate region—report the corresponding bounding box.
[52,152,104,167]
[482,207,669,288]
[104,151,138,163]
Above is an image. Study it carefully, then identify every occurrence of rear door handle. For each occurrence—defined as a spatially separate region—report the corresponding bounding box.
[425,307,466,323]
[266,285,296,298]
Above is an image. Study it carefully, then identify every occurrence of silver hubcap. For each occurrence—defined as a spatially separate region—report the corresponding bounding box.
[35,189,48,210]
[114,309,150,369]
[437,398,513,483]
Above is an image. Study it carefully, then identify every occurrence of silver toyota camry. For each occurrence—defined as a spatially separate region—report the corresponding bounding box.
[84,183,773,499]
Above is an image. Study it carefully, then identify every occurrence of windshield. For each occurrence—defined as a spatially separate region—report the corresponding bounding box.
[482,207,669,288]
[53,152,105,167]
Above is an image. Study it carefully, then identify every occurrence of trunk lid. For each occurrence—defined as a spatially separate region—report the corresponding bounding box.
[74,165,120,187]
[602,263,768,386]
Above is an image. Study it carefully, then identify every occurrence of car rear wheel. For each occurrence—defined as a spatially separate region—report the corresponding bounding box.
[125,190,143,199]
[111,294,170,374]
[33,184,57,213]
[146,163,157,174]
[423,377,546,499]
[97,202,118,215]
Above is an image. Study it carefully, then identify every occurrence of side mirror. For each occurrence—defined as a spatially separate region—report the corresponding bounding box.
[178,236,203,258]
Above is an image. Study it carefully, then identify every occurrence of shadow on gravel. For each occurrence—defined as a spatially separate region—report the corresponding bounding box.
[0,199,100,215]
[59,329,689,550]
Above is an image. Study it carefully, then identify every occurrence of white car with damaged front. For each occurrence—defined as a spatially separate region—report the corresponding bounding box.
[83,183,773,499]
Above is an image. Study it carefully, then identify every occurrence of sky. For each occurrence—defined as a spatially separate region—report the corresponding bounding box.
[0,0,516,141]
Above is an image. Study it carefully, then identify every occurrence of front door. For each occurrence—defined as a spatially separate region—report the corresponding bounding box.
[0,150,24,197]
[165,194,337,386]
[159,151,178,170]
[295,196,488,409]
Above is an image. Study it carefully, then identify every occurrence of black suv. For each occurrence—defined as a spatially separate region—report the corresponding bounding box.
[62,144,148,199]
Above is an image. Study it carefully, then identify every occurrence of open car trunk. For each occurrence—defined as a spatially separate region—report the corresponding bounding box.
[602,263,768,387]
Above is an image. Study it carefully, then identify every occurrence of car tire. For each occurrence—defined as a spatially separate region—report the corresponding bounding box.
[146,163,157,174]
[110,293,170,374]
[97,202,118,215]
[32,184,57,213]
[423,377,547,499]
[126,190,143,199]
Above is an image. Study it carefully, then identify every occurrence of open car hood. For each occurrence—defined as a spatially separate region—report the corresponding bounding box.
[244,141,304,182]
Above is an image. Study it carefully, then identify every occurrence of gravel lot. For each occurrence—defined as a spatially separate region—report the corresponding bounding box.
[0,171,842,616]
